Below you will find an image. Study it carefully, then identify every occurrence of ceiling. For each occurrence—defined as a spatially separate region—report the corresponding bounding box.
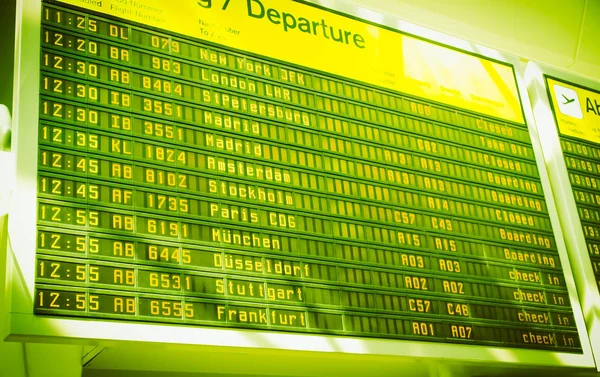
[341,0,600,81]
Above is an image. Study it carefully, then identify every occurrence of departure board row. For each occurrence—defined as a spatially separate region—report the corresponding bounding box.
[33,1,581,351]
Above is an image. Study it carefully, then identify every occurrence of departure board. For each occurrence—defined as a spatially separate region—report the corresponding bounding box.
[33,0,582,351]
[546,76,600,297]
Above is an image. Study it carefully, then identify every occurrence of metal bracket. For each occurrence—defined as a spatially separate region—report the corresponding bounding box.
[82,345,105,367]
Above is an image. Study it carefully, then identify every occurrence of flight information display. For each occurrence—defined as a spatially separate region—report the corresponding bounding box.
[33,0,581,351]
[546,76,600,297]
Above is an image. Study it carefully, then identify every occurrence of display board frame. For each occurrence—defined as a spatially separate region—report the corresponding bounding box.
[2,0,595,369]
[523,60,600,370]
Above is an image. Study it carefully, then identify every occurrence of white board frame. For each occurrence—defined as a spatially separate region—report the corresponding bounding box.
[2,0,595,370]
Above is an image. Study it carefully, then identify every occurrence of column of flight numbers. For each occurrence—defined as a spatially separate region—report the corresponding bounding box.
[32,1,580,350]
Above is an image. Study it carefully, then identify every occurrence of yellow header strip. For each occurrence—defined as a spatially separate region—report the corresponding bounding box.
[547,77,600,144]
[57,0,525,124]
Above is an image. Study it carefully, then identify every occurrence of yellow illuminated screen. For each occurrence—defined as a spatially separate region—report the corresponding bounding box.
[33,0,581,351]
[547,77,600,144]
